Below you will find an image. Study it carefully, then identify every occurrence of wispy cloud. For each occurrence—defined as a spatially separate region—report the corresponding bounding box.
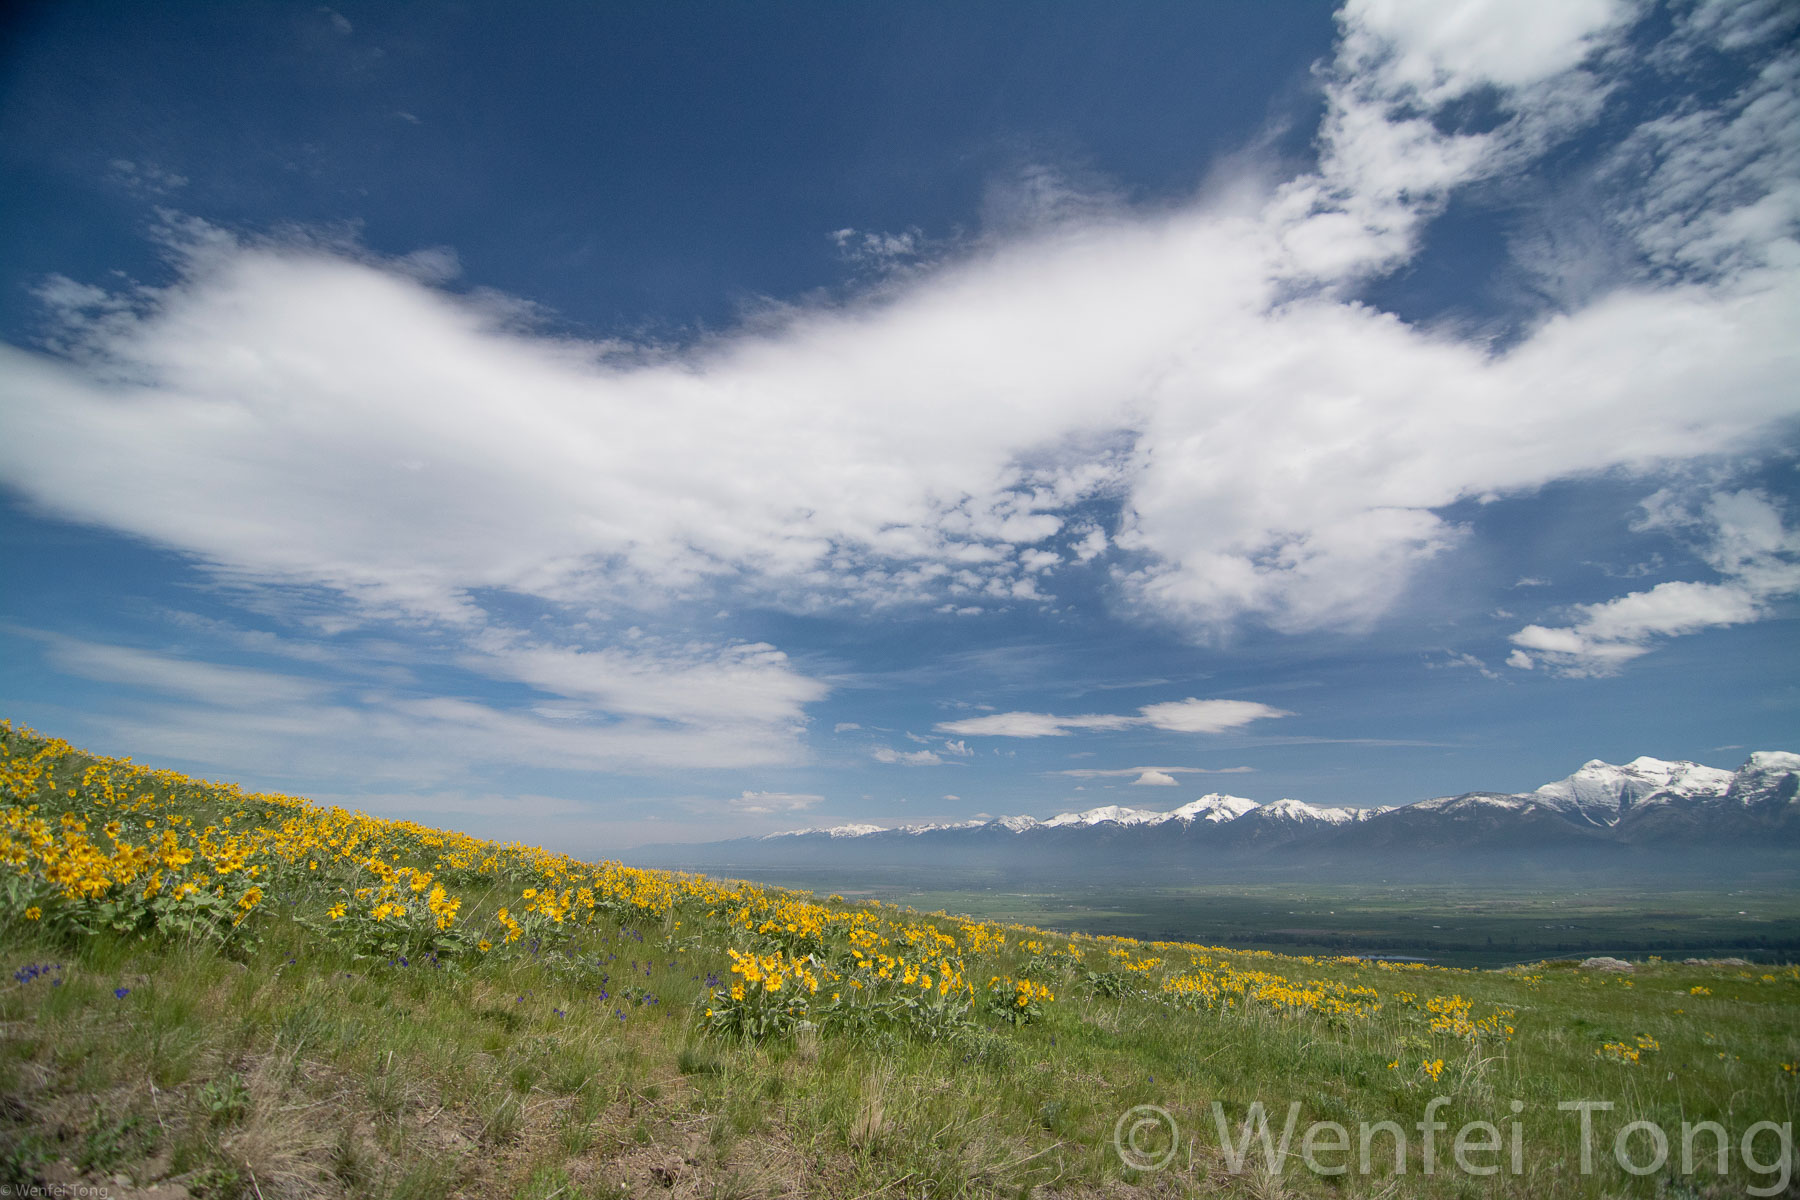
[31,632,331,708]
[107,159,188,197]
[934,712,1136,739]
[1427,651,1502,681]
[728,790,825,815]
[872,746,944,766]
[458,631,826,733]
[937,698,1289,739]
[1052,765,1258,778]
[21,633,820,778]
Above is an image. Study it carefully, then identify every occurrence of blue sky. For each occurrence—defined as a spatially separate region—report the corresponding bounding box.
[1,0,1796,854]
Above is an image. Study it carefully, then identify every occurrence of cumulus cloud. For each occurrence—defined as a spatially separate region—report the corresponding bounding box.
[1131,770,1179,786]
[1508,489,1800,675]
[0,0,1794,666]
[937,698,1288,739]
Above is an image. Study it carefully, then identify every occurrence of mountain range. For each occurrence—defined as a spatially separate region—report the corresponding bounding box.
[631,752,1800,878]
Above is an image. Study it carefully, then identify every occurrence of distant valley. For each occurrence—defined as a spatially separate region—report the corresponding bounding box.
[633,752,1800,885]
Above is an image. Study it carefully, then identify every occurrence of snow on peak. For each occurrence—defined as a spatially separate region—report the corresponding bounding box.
[1534,756,1732,823]
[901,819,989,835]
[1414,791,1534,814]
[1245,798,1361,825]
[994,814,1042,832]
[1742,750,1800,774]
[1043,804,1166,828]
[1165,793,1260,823]
[1037,794,1260,829]
[1725,751,1800,805]
[763,822,887,839]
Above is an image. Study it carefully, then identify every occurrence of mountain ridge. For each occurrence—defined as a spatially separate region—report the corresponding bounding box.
[634,753,1800,874]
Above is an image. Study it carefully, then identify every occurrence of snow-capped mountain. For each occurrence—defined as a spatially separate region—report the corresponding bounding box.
[1166,793,1260,823]
[1233,798,1366,827]
[762,822,889,839]
[1042,804,1169,828]
[1725,751,1800,806]
[1531,757,1735,826]
[900,819,991,835]
[760,794,1268,839]
[635,752,1800,874]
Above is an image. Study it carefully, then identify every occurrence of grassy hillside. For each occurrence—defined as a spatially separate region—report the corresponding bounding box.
[2,720,1795,1199]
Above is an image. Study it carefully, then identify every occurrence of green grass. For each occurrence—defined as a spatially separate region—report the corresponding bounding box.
[3,725,1798,1198]
[4,922,1796,1198]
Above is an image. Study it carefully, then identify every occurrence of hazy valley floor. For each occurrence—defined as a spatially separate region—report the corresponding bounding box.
[675,866,1800,969]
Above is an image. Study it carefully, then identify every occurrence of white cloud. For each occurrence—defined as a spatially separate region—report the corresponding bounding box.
[833,722,862,732]
[1136,698,1292,734]
[1508,489,1800,675]
[1131,770,1179,786]
[872,746,944,766]
[1427,651,1501,680]
[729,790,825,815]
[1341,0,1626,98]
[830,226,926,270]
[1070,525,1108,563]
[1608,36,1800,279]
[937,697,1288,739]
[0,0,1792,659]
[1573,579,1763,644]
[933,711,1139,739]
[942,738,974,757]
[461,633,825,729]
[1055,765,1258,778]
